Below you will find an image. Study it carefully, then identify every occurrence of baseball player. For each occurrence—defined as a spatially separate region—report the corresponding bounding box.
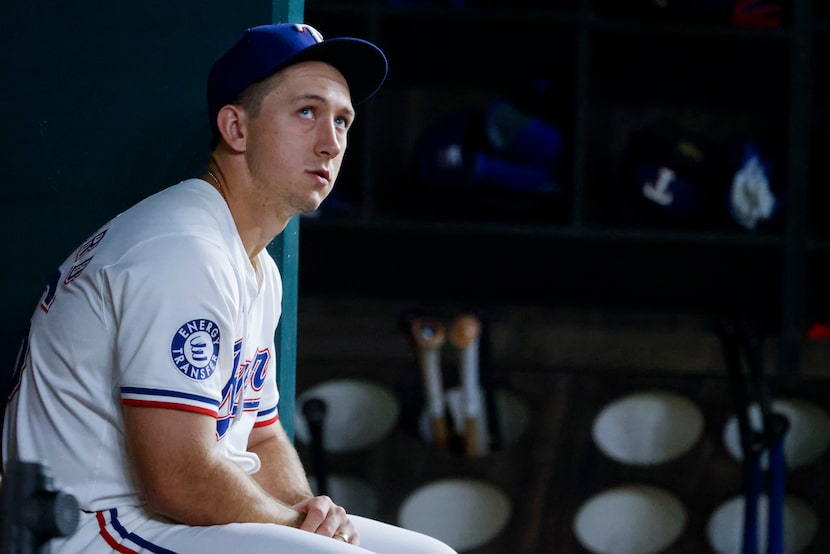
[2,23,456,554]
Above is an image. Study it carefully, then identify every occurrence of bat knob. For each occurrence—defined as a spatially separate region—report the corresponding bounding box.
[412,317,446,348]
[449,314,482,348]
[302,397,328,425]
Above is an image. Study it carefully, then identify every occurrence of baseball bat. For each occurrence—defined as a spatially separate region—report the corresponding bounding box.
[450,313,484,457]
[302,396,329,497]
[478,312,503,452]
[411,317,450,450]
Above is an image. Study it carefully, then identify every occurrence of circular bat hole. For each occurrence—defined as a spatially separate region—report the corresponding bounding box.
[308,474,380,518]
[294,379,401,453]
[398,477,511,552]
[417,387,529,456]
[706,494,819,554]
[572,484,687,554]
[722,397,830,470]
[592,390,705,465]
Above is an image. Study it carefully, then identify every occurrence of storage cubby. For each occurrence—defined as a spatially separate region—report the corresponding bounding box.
[302,0,814,365]
[294,6,830,552]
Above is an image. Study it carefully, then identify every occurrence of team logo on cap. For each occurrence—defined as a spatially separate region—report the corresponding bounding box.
[293,23,323,43]
[170,319,220,381]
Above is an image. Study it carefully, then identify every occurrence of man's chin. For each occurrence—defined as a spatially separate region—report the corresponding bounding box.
[303,200,324,214]
[290,194,326,216]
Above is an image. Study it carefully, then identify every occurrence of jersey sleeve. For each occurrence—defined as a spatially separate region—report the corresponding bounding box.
[107,234,244,417]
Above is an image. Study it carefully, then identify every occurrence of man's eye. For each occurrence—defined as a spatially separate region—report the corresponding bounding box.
[299,107,313,118]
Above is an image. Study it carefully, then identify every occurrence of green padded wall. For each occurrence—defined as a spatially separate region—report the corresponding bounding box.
[0,0,303,436]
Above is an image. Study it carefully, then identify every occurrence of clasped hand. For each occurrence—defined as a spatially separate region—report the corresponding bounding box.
[293,495,359,546]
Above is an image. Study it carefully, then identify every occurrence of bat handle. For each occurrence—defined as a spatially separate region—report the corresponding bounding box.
[412,317,449,450]
[422,346,449,450]
[302,397,329,496]
[449,315,482,407]
[451,314,484,457]
[464,417,480,458]
[477,314,503,453]
[430,415,450,451]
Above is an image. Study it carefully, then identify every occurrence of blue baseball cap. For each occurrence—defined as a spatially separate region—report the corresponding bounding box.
[207,23,388,135]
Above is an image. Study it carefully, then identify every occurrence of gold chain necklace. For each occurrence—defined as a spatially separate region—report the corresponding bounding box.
[206,169,227,202]
[207,168,256,270]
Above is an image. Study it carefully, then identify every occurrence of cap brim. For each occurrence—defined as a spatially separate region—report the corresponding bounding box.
[290,37,388,106]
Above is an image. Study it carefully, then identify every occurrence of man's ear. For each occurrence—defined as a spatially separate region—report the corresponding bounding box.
[216,105,248,153]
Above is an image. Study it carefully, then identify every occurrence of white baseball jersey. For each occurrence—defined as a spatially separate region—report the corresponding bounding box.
[3,178,281,510]
[1,179,459,554]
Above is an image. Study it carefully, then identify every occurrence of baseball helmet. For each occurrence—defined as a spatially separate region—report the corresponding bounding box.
[622,119,728,226]
[414,102,564,195]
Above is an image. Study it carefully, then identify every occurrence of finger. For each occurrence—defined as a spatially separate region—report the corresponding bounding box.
[316,504,348,537]
[292,496,328,533]
[293,496,347,536]
[334,521,360,546]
